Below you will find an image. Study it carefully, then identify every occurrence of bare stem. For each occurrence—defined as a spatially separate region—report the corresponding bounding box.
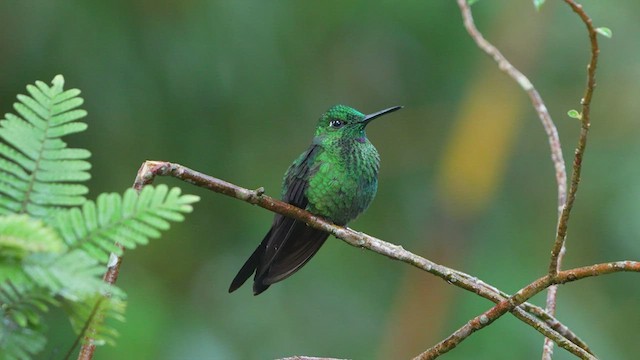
[549,0,599,274]
[413,261,640,360]
[66,298,103,360]
[542,1,600,358]
[76,163,140,359]
[456,0,567,210]
[76,248,124,360]
[132,161,594,357]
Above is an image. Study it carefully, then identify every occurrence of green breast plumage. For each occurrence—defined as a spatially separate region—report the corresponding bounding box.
[303,138,380,225]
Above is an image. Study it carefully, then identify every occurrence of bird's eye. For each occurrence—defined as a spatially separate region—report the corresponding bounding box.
[329,119,344,128]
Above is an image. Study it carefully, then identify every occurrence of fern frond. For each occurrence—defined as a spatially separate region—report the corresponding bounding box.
[0,75,90,218]
[65,294,126,347]
[0,215,63,332]
[0,273,55,359]
[23,251,114,301]
[0,318,47,360]
[53,185,199,262]
[0,225,123,358]
[0,215,64,257]
[0,279,57,329]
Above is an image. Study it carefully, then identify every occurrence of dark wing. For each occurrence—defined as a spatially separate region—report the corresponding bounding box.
[255,220,330,286]
[229,145,330,295]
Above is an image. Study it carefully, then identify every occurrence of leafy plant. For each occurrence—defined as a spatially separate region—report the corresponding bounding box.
[0,76,199,359]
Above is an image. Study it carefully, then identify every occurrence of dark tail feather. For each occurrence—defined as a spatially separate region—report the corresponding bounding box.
[230,218,329,295]
[256,226,330,286]
[228,233,269,293]
[252,279,270,295]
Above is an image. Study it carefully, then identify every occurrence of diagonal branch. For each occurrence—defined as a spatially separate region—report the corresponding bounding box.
[413,261,640,360]
[452,272,593,354]
[131,160,592,357]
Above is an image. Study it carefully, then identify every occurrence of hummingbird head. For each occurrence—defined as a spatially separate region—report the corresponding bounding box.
[314,105,402,143]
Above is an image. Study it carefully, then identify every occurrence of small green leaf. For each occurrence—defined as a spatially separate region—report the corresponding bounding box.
[533,0,546,11]
[567,109,582,120]
[595,27,612,38]
[467,0,480,5]
[51,75,65,92]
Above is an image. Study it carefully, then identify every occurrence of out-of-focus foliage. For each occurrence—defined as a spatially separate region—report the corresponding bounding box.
[0,77,199,358]
[1,1,639,359]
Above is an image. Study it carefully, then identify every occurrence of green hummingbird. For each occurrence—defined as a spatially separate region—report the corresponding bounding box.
[229,104,402,295]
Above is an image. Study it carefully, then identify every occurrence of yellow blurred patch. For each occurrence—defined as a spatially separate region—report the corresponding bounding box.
[438,70,523,217]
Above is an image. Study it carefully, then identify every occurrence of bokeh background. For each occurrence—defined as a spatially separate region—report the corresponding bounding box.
[1,1,639,359]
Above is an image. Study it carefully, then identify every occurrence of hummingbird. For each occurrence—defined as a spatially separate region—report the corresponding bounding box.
[228,104,402,295]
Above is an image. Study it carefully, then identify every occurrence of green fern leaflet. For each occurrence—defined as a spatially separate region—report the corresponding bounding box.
[54,185,200,262]
[0,75,90,218]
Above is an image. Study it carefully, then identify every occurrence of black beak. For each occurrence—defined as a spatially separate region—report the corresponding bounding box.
[362,106,403,125]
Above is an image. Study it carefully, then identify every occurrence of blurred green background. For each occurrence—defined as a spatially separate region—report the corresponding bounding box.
[2,1,639,359]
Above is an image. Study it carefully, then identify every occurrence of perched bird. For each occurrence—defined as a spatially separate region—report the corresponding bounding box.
[229,104,402,295]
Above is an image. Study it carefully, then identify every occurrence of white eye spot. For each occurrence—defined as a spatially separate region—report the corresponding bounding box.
[329,119,344,128]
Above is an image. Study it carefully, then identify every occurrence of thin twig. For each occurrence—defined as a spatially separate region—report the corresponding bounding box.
[76,249,124,360]
[76,173,135,359]
[66,298,104,360]
[521,303,592,354]
[453,272,593,355]
[133,161,594,357]
[456,0,567,211]
[543,1,600,358]
[413,261,640,360]
[549,0,599,275]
